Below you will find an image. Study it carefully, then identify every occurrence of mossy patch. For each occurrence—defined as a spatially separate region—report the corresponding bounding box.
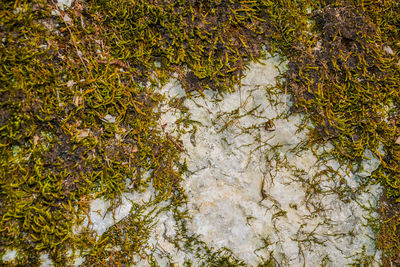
[276,1,400,265]
[0,0,185,264]
[1,0,400,265]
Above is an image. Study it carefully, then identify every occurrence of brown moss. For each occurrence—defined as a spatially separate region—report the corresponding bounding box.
[378,195,400,266]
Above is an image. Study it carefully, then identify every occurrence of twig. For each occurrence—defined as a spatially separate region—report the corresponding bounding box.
[98,59,129,70]
[51,0,89,73]
[165,132,185,152]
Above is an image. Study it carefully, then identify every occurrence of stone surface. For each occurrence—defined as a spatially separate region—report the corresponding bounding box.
[158,56,382,266]
[70,55,382,266]
[56,0,73,10]
[2,250,17,263]
[358,149,381,177]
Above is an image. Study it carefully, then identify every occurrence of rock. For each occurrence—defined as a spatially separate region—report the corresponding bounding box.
[102,114,116,124]
[56,0,73,10]
[2,250,17,262]
[158,58,381,265]
[358,149,380,177]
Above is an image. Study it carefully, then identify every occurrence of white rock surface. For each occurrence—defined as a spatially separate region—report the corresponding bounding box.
[56,0,73,10]
[2,250,17,262]
[40,253,53,267]
[358,149,381,177]
[158,56,382,266]
[82,191,153,237]
[102,114,116,124]
[79,56,382,266]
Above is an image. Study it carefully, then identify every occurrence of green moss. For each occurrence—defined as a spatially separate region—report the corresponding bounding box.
[0,0,265,265]
[0,0,185,264]
[1,0,400,265]
[89,0,275,93]
[271,0,400,265]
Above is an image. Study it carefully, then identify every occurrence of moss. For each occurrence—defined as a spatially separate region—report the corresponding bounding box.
[273,0,400,265]
[88,0,275,93]
[378,195,400,266]
[0,0,265,265]
[0,0,185,264]
[1,0,400,265]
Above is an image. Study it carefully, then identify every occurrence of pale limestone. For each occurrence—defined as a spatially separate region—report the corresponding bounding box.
[75,56,382,266]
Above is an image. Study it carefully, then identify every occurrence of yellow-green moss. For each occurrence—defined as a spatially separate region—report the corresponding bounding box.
[1,0,400,266]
